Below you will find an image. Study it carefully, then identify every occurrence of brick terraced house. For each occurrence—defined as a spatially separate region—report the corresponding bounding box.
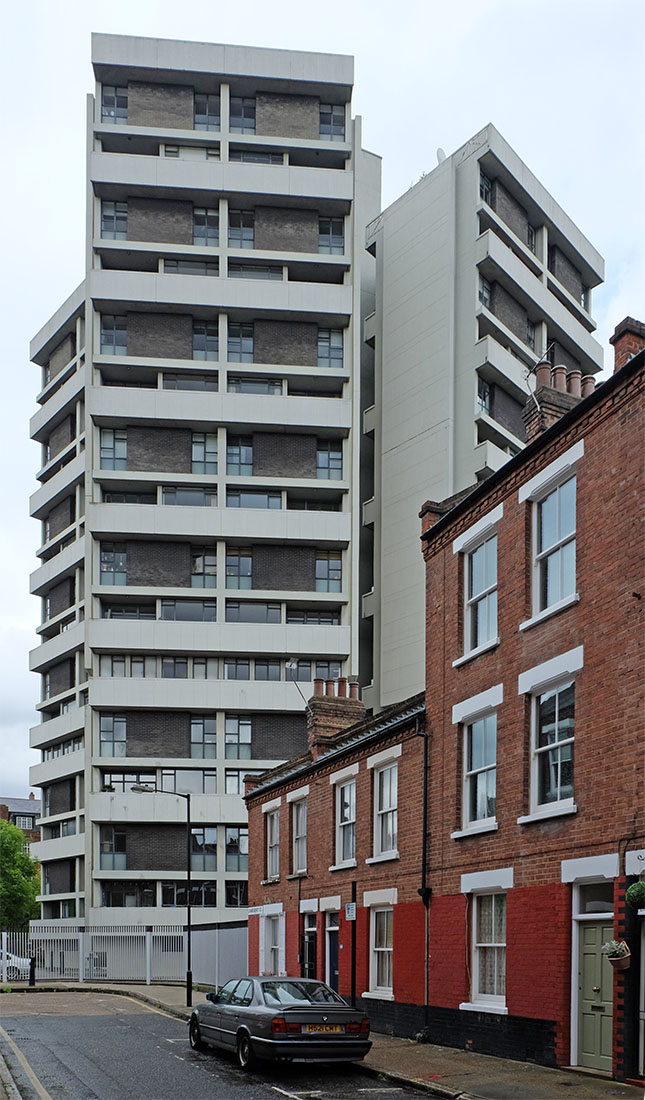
[247,322,644,1083]
[245,681,427,1029]
[420,322,644,1080]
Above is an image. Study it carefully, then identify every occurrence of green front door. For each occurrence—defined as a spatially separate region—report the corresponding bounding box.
[578,921,613,1071]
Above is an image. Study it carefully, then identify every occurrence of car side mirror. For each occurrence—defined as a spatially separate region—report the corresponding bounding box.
[206,992,217,1003]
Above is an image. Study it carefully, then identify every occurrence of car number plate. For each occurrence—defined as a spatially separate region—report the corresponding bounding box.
[304,1024,341,1033]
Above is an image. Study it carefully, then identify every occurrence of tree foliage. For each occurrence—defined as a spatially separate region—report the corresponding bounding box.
[0,819,40,928]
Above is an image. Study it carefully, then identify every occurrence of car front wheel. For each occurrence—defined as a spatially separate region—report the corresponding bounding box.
[189,1017,205,1051]
[236,1032,257,1071]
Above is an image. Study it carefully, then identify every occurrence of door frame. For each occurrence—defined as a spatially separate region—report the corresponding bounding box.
[570,883,614,1067]
[326,911,339,990]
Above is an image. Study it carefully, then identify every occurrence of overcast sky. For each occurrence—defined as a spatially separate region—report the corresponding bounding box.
[1,0,642,797]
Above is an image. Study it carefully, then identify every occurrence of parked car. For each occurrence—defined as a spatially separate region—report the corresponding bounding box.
[2,952,31,980]
[188,976,371,1069]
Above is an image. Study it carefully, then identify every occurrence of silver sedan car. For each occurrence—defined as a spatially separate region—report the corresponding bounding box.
[188,976,371,1069]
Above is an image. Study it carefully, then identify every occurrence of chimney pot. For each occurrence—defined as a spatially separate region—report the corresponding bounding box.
[337,677,347,697]
[313,678,324,696]
[581,375,596,398]
[566,369,582,397]
[325,679,335,697]
[552,365,567,392]
[349,681,360,700]
[535,362,551,388]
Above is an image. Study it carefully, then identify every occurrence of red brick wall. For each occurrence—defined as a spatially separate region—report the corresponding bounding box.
[423,368,644,891]
[422,363,644,1074]
[246,720,426,995]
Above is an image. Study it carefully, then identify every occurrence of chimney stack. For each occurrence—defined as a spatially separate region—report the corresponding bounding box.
[523,362,596,443]
[609,317,645,372]
[307,678,365,760]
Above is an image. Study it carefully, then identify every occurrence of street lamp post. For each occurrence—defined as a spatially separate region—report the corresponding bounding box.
[130,785,193,1007]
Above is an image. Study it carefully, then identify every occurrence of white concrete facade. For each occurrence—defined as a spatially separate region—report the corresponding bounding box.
[363,124,604,709]
[29,34,380,927]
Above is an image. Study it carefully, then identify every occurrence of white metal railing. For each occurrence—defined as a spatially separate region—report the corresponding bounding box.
[1,925,185,984]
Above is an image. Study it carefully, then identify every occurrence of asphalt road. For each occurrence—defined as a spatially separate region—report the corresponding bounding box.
[0,992,420,1100]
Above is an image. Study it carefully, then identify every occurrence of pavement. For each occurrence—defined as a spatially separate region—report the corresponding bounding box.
[1,981,643,1100]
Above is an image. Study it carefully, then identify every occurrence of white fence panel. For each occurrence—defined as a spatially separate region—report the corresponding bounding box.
[192,924,247,987]
[151,927,184,982]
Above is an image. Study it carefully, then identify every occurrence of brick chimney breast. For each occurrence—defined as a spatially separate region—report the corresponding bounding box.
[609,316,645,372]
[306,680,365,761]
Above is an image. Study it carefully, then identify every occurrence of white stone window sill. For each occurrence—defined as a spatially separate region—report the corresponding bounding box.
[517,802,577,825]
[260,877,280,886]
[365,851,400,865]
[450,821,498,840]
[452,637,500,668]
[519,593,579,632]
[361,990,395,1001]
[459,1001,508,1015]
[329,860,357,872]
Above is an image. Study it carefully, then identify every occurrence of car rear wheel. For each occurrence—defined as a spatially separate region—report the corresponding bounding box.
[189,1017,205,1051]
[236,1032,257,1071]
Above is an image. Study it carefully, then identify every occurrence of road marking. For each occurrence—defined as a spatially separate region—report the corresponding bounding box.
[271,1089,323,1099]
[357,1090,403,1093]
[0,1024,53,1100]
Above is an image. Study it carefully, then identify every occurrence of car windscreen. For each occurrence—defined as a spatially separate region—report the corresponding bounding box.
[261,980,346,1006]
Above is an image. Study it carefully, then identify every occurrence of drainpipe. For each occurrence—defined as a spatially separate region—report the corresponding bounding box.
[415,716,431,1012]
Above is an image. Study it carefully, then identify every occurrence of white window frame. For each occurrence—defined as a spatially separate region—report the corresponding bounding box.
[519,441,583,628]
[529,679,575,816]
[328,763,358,870]
[461,711,497,835]
[466,892,507,1012]
[291,798,307,874]
[262,798,281,881]
[517,647,581,824]
[335,780,355,866]
[371,762,398,861]
[453,504,502,665]
[369,906,394,997]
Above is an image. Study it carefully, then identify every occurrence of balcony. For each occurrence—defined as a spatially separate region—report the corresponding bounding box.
[473,335,531,404]
[30,453,86,520]
[30,751,84,787]
[30,708,86,750]
[475,230,603,374]
[31,365,87,441]
[31,832,84,863]
[88,790,244,825]
[86,500,351,544]
[29,624,85,674]
[90,151,354,204]
[87,268,352,326]
[89,677,325,714]
[87,385,352,432]
[86,617,350,658]
[30,536,85,597]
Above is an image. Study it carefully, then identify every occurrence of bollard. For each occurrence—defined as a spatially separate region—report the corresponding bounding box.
[29,957,36,987]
